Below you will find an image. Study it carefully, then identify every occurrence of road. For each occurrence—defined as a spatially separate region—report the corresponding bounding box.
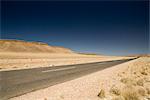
[0,58,136,100]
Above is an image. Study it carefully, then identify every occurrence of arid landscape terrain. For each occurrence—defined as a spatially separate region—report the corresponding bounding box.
[1,40,149,100]
[1,0,149,100]
[0,40,132,71]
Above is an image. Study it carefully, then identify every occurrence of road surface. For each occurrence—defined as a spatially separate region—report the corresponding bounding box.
[0,58,136,100]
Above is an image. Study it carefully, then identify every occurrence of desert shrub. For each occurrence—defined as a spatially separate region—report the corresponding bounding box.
[144,77,150,82]
[120,78,135,85]
[110,85,121,95]
[140,70,148,75]
[120,78,130,84]
[137,87,146,96]
[136,79,144,86]
[98,89,105,98]
[146,87,150,94]
[122,86,139,100]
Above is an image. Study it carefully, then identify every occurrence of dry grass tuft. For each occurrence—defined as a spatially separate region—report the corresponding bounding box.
[120,77,135,85]
[120,78,130,84]
[122,86,139,100]
[136,79,144,86]
[97,89,105,98]
[110,85,121,96]
[137,86,146,96]
[146,87,150,94]
[140,66,149,76]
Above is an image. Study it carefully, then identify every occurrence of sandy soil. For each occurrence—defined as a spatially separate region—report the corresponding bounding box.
[97,57,150,100]
[0,52,132,71]
[9,57,148,100]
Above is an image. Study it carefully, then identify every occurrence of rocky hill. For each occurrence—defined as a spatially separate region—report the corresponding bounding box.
[0,40,73,53]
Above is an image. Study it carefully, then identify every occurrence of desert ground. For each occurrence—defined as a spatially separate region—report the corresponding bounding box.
[9,57,150,100]
[0,52,132,71]
[0,40,133,71]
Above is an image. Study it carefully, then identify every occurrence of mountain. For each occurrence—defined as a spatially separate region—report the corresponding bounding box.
[0,40,73,53]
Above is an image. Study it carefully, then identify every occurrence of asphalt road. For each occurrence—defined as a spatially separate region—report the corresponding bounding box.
[0,58,136,100]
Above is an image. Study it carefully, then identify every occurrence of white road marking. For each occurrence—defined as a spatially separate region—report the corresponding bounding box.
[42,67,76,73]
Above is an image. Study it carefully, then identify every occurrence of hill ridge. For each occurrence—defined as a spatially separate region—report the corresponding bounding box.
[0,39,73,53]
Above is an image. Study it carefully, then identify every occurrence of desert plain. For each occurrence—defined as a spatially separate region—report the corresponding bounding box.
[1,40,149,100]
[0,40,132,71]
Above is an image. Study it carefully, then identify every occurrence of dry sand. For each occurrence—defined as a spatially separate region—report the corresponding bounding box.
[0,52,132,71]
[9,57,149,100]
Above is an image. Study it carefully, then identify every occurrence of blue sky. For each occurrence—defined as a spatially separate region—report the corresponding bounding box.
[1,1,149,55]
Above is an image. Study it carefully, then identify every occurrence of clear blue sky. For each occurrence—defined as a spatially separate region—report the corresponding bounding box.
[1,1,149,55]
